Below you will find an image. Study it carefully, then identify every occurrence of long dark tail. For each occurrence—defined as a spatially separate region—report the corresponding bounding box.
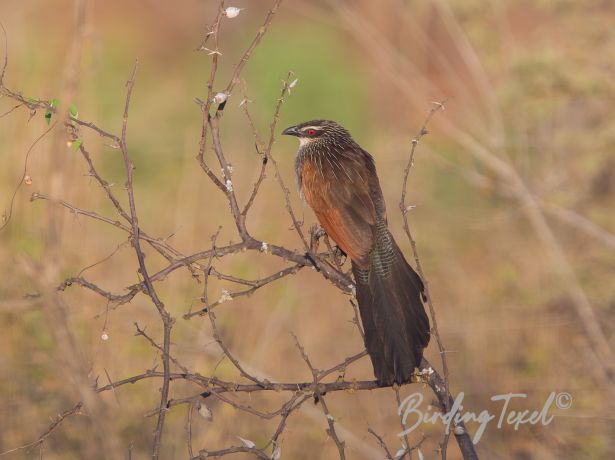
[352,227,430,385]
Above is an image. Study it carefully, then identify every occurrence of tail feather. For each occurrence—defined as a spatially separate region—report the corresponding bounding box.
[352,231,430,385]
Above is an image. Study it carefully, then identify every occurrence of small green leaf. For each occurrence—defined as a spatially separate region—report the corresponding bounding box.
[68,103,78,119]
[45,98,59,125]
[71,138,82,152]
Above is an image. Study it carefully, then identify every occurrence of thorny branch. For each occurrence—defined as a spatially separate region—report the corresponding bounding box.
[0,402,84,456]
[115,61,173,460]
[0,1,479,459]
[399,100,457,459]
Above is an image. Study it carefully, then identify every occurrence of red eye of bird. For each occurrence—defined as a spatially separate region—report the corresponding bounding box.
[307,129,317,136]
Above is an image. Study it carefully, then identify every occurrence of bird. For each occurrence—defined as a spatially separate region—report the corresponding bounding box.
[282,119,430,386]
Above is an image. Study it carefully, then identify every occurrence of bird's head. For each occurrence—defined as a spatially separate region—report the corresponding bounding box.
[282,120,354,148]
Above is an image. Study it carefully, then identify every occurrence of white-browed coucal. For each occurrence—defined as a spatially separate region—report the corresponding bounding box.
[283,120,430,385]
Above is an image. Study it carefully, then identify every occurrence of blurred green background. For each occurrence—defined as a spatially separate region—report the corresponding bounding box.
[1,0,615,458]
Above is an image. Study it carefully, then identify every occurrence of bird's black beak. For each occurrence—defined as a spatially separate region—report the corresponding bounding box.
[282,125,300,137]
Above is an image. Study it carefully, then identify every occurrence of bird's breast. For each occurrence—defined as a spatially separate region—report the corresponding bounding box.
[296,150,377,266]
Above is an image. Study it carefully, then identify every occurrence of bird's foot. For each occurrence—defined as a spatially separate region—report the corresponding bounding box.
[333,245,347,264]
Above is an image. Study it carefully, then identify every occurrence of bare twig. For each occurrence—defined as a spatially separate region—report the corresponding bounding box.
[265,76,313,252]
[319,395,346,460]
[222,0,284,97]
[0,402,84,457]
[117,62,173,460]
[393,387,412,459]
[368,427,394,460]
[0,122,57,231]
[186,402,195,459]
[399,101,454,458]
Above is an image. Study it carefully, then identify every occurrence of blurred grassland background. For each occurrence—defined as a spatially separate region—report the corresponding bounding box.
[1,0,615,458]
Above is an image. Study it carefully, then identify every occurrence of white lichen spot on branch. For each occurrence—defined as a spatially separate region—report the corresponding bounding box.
[213,92,228,104]
[419,366,435,377]
[287,78,298,94]
[225,179,233,192]
[237,436,255,448]
[394,446,408,459]
[224,7,244,19]
[218,290,233,303]
[197,400,213,421]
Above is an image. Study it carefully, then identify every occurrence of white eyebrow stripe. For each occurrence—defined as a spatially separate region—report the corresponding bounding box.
[300,126,322,132]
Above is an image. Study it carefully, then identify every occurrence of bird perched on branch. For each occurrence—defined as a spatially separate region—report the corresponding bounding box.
[283,120,430,385]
